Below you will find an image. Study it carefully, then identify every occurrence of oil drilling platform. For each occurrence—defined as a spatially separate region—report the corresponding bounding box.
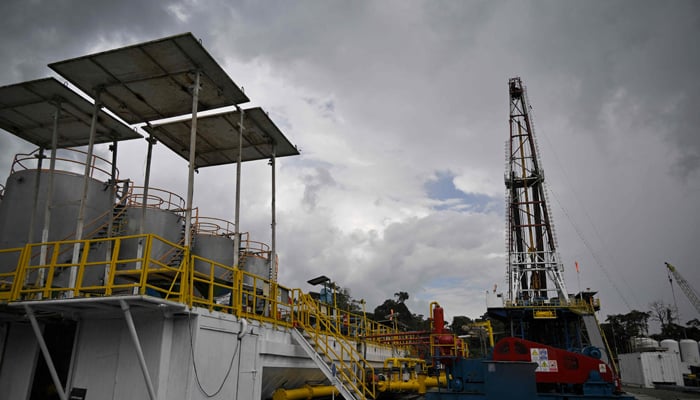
[486,77,611,366]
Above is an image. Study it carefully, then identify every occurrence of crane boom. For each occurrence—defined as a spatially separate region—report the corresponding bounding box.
[665,262,700,315]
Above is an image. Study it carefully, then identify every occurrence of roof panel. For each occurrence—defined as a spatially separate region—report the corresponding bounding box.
[143,107,299,168]
[49,32,249,124]
[0,78,141,148]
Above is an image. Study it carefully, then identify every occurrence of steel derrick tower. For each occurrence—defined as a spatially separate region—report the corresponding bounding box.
[506,77,568,305]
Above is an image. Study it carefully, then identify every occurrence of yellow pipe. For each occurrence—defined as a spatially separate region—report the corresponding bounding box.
[378,372,447,394]
[272,385,338,400]
[379,380,421,392]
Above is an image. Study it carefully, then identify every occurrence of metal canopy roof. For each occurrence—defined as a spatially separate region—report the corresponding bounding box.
[143,107,300,168]
[10,295,187,317]
[0,78,140,148]
[48,32,249,124]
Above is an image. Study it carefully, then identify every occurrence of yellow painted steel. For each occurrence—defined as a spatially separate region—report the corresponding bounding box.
[466,320,495,348]
[0,247,23,300]
[2,233,473,400]
[2,232,406,332]
[2,234,415,379]
[376,357,447,394]
[533,309,557,319]
[272,385,338,400]
[293,292,377,399]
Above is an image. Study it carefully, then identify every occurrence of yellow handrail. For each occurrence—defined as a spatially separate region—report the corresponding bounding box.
[294,292,376,399]
[1,235,400,356]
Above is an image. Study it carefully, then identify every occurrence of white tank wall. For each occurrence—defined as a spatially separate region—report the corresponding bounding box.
[117,207,183,268]
[632,337,659,351]
[0,169,112,272]
[660,339,680,355]
[680,339,700,365]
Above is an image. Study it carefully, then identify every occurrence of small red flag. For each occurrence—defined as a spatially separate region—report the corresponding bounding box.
[575,261,580,273]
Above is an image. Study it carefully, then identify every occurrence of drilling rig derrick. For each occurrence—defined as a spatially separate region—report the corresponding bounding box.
[505,77,568,306]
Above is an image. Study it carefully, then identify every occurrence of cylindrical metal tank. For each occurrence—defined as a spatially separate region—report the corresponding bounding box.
[241,256,270,285]
[192,234,235,297]
[680,339,700,365]
[660,339,680,356]
[632,337,659,351]
[193,234,235,274]
[0,169,112,273]
[118,206,184,268]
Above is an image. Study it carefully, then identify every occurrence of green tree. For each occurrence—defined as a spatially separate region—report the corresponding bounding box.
[600,310,650,357]
[394,291,409,303]
[371,291,427,331]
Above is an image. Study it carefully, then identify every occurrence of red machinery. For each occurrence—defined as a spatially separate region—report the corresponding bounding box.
[492,337,620,391]
[431,302,465,360]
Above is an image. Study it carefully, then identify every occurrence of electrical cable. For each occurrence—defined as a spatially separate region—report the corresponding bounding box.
[187,312,241,398]
[537,126,639,312]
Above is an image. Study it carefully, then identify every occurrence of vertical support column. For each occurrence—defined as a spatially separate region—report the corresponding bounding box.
[39,103,61,288]
[133,135,156,294]
[107,140,118,238]
[24,305,68,400]
[27,147,45,243]
[140,135,156,236]
[69,90,101,297]
[119,300,157,400]
[105,140,118,285]
[233,106,244,270]
[184,71,201,249]
[269,144,276,282]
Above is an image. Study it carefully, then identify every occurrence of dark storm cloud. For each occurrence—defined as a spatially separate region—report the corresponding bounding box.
[0,0,185,168]
[516,1,700,178]
[0,0,183,84]
[0,0,698,324]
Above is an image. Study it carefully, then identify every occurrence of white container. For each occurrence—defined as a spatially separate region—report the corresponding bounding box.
[619,352,684,388]
[680,339,700,365]
[660,339,680,356]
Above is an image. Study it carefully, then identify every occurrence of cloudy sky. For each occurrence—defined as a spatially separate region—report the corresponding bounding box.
[1,0,698,330]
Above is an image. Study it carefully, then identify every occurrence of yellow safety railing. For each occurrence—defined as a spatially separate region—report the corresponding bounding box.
[9,235,188,301]
[429,333,469,360]
[293,290,377,399]
[1,235,401,352]
[0,247,24,300]
[505,297,600,314]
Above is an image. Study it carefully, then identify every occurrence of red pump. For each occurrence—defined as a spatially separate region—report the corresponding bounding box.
[492,337,620,391]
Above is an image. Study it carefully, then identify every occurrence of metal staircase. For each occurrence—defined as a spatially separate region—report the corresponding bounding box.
[292,294,376,400]
[93,203,128,243]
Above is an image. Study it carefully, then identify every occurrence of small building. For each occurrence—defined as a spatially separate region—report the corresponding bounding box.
[619,351,684,388]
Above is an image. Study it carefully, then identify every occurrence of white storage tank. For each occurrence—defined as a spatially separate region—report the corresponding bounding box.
[660,339,680,356]
[680,339,700,365]
[632,337,659,351]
